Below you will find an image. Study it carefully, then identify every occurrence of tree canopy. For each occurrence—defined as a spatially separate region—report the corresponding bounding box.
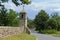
[0,0,31,6]
[0,6,8,26]
[34,10,49,31]
[0,6,19,26]
[34,10,60,33]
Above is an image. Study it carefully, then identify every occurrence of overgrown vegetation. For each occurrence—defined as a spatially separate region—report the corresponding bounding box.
[47,31,60,37]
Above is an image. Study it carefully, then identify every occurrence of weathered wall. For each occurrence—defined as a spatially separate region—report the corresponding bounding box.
[0,26,24,38]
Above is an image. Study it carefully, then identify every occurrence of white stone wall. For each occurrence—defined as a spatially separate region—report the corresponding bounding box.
[0,26,24,38]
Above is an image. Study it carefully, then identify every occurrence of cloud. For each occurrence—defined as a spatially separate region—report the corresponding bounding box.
[25,1,60,18]
[3,2,16,10]
[26,1,60,12]
[3,0,60,12]
[33,0,60,3]
[2,0,60,19]
[54,9,60,11]
[47,0,60,2]
[3,2,23,13]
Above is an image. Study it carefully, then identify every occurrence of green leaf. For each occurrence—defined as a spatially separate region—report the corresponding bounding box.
[12,0,20,6]
[20,0,31,5]
[1,0,8,2]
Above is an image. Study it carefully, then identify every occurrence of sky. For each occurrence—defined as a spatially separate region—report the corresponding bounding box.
[3,0,60,19]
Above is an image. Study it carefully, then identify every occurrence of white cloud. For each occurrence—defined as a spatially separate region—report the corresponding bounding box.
[48,0,60,2]
[3,2,16,10]
[3,2,23,12]
[54,8,60,11]
[26,1,60,12]
[41,0,60,2]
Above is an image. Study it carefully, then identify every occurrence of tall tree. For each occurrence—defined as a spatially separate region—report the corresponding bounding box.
[34,10,49,32]
[0,7,19,26]
[7,9,19,26]
[0,6,9,26]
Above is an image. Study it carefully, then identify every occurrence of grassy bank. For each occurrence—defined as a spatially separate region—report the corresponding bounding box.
[0,33,36,40]
[40,29,60,37]
[47,31,60,37]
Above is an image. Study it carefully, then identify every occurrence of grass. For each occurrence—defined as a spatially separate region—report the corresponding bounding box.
[47,31,60,37]
[40,29,60,37]
[0,33,36,40]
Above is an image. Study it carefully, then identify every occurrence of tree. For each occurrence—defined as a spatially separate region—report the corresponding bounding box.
[47,19,58,30]
[0,6,9,26]
[51,12,60,31]
[34,10,49,32]
[55,17,60,31]
[20,0,31,5]
[51,12,59,18]
[0,8,19,26]
[7,9,19,26]
[0,0,31,11]
[27,18,35,29]
[0,0,31,6]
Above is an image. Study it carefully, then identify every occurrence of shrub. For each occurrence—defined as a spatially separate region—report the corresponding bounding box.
[47,19,58,30]
[40,29,57,34]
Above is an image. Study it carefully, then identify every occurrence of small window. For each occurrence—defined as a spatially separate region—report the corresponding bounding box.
[21,14,23,19]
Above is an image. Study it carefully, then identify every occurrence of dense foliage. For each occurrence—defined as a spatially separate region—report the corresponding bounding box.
[47,19,58,30]
[7,9,19,26]
[34,10,60,33]
[27,19,35,29]
[34,10,49,31]
[0,6,19,26]
[0,6,8,26]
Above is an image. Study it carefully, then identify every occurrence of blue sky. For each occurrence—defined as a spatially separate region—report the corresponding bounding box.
[3,0,60,19]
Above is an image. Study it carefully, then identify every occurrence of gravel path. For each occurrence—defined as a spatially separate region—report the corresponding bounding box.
[30,29,60,40]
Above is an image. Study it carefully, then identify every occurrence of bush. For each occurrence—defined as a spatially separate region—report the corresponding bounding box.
[47,19,58,30]
[40,29,57,34]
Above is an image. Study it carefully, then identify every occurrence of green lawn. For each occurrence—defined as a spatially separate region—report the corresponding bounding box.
[0,33,36,40]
